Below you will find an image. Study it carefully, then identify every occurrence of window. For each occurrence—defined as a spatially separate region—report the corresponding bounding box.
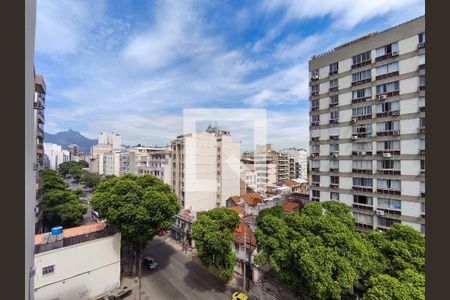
[43,265,55,275]
[234,242,240,252]
[352,88,372,100]
[329,127,339,138]
[421,224,425,234]
[353,212,374,225]
[330,78,338,88]
[311,99,319,110]
[353,160,372,170]
[377,101,400,114]
[352,51,372,66]
[420,182,425,195]
[419,139,425,150]
[377,160,400,170]
[418,54,425,66]
[354,195,373,206]
[311,69,319,79]
[353,123,372,136]
[330,111,339,122]
[311,160,320,169]
[419,32,425,44]
[420,117,425,129]
[352,69,372,83]
[377,198,401,210]
[330,95,339,107]
[353,177,373,187]
[312,175,320,183]
[329,62,339,74]
[330,160,339,170]
[311,84,319,94]
[352,142,373,152]
[352,105,372,118]
[377,140,400,152]
[311,144,320,154]
[419,97,425,109]
[378,216,400,227]
[376,120,400,133]
[375,42,399,60]
[376,81,399,94]
[311,115,320,126]
[311,130,320,140]
[312,190,320,198]
[421,159,425,171]
[377,179,401,191]
[419,75,425,87]
[330,192,339,200]
[376,62,399,77]
[330,144,339,153]
[330,176,339,184]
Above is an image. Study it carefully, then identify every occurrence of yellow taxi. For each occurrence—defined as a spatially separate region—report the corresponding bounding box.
[232,291,249,300]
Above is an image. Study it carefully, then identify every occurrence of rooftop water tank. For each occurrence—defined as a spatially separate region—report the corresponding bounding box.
[51,226,63,235]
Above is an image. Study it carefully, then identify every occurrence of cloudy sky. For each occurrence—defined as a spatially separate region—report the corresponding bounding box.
[36,0,424,151]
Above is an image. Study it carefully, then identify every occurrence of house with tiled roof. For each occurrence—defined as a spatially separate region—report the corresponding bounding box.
[34,224,121,300]
[282,201,301,213]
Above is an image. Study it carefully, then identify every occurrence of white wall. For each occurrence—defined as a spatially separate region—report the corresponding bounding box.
[34,233,121,300]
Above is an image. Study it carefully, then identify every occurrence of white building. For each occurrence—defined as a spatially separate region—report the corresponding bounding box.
[125,146,172,184]
[90,144,113,175]
[98,132,122,150]
[281,148,308,180]
[103,149,121,177]
[308,16,425,233]
[33,223,121,300]
[43,143,70,170]
[171,126,240,211]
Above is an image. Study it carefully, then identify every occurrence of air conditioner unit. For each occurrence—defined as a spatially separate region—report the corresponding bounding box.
[392,111,400,116]
[351,118,358,123]
[332,153,339,158]
[352,135,358,140]
[377,94,387,100]
[311,154,315,158]
[358,151,366,155]
[312,74,319,80]
[375,209,385,216]
[383,153,392,158]
[391,51,399,56]
[392,130,400,136]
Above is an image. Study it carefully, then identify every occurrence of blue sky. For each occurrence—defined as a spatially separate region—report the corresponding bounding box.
[36,0,424,151]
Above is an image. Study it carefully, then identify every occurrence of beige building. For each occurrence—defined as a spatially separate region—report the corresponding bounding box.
[89,144,113,174]
[103,149,121,177]
[34,224,121,300]
[309,16,425,233]
[125,146,172,184]
[171,126,240,211]
[98,132,122,149]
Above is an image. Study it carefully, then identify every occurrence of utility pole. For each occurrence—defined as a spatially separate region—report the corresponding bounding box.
[243,231,246,291]
[138,253,142,300]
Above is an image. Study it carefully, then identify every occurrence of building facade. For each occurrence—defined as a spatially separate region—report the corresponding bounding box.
[89,144,113,174]
[34,74,46,233]
[34,224,121,300]
[98,132,122,149]
[43,143,70,170]
[125,146,172,184]
[308,16,425,233]
[171,126,240,211]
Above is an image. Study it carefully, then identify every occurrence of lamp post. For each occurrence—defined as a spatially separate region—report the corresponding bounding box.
[243,231,246,291]
[138,253,142,300]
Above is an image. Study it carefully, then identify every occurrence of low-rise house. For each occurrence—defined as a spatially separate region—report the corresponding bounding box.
[34,223,121,300]
[282,201,301,213]
[170,209,197,249]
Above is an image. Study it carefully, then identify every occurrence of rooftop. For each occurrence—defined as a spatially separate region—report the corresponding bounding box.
[282,201,300,213]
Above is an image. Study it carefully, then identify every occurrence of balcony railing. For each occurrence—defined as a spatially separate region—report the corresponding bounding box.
[330,168,339,173]
[351,78,371,86]
[351,60,372,69]
[376,188,401,195]
[377,150,401,156]
[376,90,400,98]
[376,130,400,137]
[376,71,399,81]
[352,168,373,174]
[376,110,400,118]
[351,96,371,104]
[352,203,374,212]
[377,169,401,175]
[352,186,373,193]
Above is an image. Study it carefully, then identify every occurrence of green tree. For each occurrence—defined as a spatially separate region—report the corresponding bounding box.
[43,169,68,190]
[192,208,240,280]
[80,170,102,189]
[255,201,378,299]
[256,205,285,227]
[78,160,89,168]
[90,174,180,275]
[40,189,87,229]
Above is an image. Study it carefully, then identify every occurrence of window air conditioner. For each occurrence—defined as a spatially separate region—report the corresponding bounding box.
[332,153,339,158]
[392,111,400,116]
[391,51,399,56]
[375,209,385,216]
[352,135,358,140]
[392,130,400,136]
[312,74,319,80]
[377,94,387,100]
[383,153,392,158]
[352,118,358,123]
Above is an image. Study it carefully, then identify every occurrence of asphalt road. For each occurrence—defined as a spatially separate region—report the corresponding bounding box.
[136,238,237,300]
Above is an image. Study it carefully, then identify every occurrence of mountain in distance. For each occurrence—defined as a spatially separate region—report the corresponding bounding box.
[44,129,97,153]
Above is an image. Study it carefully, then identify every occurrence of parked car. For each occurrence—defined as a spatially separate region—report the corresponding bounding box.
[143,256,158,270]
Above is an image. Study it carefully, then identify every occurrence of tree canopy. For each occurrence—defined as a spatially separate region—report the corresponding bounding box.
[90,174,180,274]
[80,170,102,189]
[192,208,240,280]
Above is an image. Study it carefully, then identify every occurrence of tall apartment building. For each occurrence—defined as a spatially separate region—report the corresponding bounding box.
[67,144,79,160]
[125,146,172,184]
[171,126,240,211]
[89,144,113,174]
[281,148,309,180]
[98,132,122,149]
[43,143,70,170]
[34,74,46,233]
[308,16,425,233]
[103,149,121,177]
[276,151,290,182]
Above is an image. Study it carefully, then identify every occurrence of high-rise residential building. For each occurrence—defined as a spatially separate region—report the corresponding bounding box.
[102,149,121,177]
[276,151,289,182]
[67,144,79,159]
[171,126,240,211]
[98,132,122,149]
[43,143,70,170]
[34,74,46,233]
[281,148,309,180]
[308,16,425,233]
[89,144,113,174]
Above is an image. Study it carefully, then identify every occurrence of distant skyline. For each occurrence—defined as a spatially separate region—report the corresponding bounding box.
[36,0,424,150]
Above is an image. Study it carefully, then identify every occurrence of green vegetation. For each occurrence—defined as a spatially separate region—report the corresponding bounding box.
[255,201,425,300]
[90,174,180,275]
[192,208,240,280]
[58,160,89,180]
[41,170,87,230]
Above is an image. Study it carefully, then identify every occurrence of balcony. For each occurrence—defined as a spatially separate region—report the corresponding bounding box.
[376,71,399,81]
[377,169,401,175]
[351,96,371,104]
[311,197,320,202]
[352,203,374,212]
[419,149,425,156]
[352,168,373,174]
[376,188,401,196]
[311,91,319,97]
[352,186,373,193]
[311,106,319,111]
[419,85,425,91]
[376,130,400,137]
[351,60,372,69]
[329,102,338,108]
[421,192,425,198]
[310,121,319,127]
[375,52,399,62]
[352,151,373,156]
[330,135,339,140]
[418,64,425,70]
[418,42,425,49]
[311,182,320,187]
[356,223,374,232]
[376,91,400,99]
[353,114,372,121]
[329,70,338,76]
[377,208,402,217]
[351,78,371,87]
[330,168,339,173]
[329,119,339,124]
[330,183,339,189]
[311,167,319,172]
[377,150,401,156]
[418,127,425,134]
[376,110,400,118]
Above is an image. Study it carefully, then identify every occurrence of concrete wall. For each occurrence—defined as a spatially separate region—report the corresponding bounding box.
[34,233,121,300]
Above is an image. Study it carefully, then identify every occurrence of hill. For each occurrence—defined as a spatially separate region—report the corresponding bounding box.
[44,129,97,153]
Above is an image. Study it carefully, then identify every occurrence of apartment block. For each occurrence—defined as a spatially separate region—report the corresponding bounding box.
[34,74,46,233]
[308,16,425,233]
[281,148,308,180]
[171,126,240,211]
[89,144,113,175]
[98,132,122,149]
[125,146,172,184]
[43,143,70,170]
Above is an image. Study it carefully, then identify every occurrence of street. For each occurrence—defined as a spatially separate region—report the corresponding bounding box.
[130,237,237,300]
[64,178,96,225]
